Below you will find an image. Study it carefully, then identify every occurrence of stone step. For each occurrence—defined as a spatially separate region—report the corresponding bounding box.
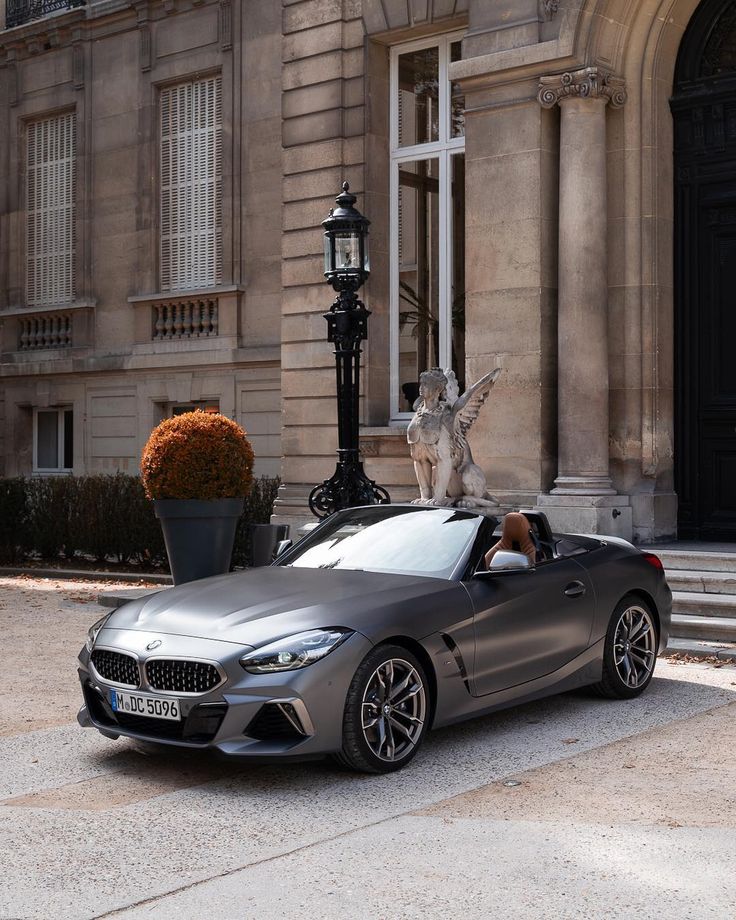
[670,614,736,642]
[671,590,736,619]
[654,549,736,573]
[666,570,736,595]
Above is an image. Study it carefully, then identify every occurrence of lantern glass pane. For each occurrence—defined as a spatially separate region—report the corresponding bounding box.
[334,232,361,272]
[362,233,370,273]
[324,233,334,273]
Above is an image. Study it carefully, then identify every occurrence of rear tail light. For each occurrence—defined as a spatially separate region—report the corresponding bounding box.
[641,552,664,571]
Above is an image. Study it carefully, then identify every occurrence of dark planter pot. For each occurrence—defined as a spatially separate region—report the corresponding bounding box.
[154,498,244,585]
[246,523,290,567]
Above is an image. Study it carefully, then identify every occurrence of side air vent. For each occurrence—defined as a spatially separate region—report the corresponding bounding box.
[245,702,309,742]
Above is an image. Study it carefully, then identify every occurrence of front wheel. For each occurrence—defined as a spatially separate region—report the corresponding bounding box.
[592,595,658,699]
[335,645,429,774]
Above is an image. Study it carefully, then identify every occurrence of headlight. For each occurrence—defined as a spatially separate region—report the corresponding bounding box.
[239,628,352,674]
[85,614,111,652]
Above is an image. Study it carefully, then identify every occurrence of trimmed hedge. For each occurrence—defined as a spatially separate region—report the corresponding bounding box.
[232,475,282,568]
[0,473,281,570]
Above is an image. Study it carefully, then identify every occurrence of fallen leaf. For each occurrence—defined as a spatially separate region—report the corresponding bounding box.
[561,738,579,744]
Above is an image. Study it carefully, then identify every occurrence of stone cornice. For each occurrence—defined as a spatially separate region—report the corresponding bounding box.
[0,0,218,62]
[538,67,627,109]
[0,7,86,57]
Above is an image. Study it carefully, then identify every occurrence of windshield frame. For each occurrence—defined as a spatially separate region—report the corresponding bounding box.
[275,504,485,581]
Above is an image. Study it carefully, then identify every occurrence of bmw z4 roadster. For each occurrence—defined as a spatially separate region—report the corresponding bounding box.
[78,505,671,773]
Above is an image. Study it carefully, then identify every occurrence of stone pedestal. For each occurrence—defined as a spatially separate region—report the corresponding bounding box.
[536,493,632,539]
[537,68,630,536]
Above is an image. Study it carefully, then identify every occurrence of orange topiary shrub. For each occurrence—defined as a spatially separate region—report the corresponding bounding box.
[141,411,254,501]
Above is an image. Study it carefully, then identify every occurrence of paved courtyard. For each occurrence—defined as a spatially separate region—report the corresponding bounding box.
[1,574,735,920]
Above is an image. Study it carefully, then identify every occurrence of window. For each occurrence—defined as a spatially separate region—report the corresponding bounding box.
[170,402,220,417]
[390,35,465,417]
[26,112,76,306]
[160,76,223,291]
[155,401,221,425]
[34,408,73,472]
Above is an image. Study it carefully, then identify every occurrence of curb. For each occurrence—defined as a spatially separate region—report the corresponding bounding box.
[663,637,736,662]
[0,566,172,585]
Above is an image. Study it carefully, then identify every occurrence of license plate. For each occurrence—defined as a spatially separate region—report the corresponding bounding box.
[110,689,181,721]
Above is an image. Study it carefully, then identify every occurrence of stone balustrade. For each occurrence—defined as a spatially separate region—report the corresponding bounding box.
[153,298,219,341]
[0,303,95,358]
[19,312,74,350]
[129,286,242,349]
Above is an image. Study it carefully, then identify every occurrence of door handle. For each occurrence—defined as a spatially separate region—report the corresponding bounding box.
[564,581,586,598]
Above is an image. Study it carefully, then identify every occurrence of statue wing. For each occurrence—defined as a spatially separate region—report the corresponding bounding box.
[443,368,460,408]
[450,368,502,453]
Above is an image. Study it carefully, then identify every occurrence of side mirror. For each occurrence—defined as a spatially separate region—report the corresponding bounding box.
[274,539,292,558]
[490,550,532,571]
[476,550,534,577]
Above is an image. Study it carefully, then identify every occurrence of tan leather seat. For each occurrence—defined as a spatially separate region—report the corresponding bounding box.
[484,512,537,568]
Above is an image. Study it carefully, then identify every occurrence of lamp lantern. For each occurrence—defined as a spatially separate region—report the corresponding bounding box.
[322,182,370,288]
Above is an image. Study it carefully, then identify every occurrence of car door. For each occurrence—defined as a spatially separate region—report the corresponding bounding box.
[464,557,595,696]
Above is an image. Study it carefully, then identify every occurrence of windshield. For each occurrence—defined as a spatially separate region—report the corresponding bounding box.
[281,506,480,579]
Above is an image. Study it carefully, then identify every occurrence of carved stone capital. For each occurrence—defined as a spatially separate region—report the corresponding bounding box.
[538,67,627,109]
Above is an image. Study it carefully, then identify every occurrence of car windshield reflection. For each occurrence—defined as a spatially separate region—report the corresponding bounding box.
[281,506,480,579]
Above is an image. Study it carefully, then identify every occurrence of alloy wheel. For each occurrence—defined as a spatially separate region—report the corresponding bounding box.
[613,604,656,689]
[360,658,427,762]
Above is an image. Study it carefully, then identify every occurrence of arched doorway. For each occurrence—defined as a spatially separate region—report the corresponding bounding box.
[673,0,736,541]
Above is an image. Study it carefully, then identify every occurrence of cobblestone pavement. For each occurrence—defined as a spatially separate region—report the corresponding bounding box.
[1,575,735,920]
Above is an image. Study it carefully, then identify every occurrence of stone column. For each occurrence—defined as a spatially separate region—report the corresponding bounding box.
[536,68,633,536]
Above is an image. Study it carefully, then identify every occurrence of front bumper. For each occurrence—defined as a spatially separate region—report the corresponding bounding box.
[78,627,373,758]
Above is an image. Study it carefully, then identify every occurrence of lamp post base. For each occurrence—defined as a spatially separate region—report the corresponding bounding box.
[309,457,390,519]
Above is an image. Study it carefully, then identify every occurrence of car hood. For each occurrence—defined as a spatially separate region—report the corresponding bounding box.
[106,566,458,647]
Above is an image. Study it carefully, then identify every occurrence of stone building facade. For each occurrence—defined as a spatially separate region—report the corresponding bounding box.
[2,0,736,544]
[0,0,282,480]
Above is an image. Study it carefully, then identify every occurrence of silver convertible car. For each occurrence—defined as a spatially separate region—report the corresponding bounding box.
[78,505,671,773]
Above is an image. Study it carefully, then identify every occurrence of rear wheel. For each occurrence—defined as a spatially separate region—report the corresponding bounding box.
[592,595,658,699]
[335,645,429,774]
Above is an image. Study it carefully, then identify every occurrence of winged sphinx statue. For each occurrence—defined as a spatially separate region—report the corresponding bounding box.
[407,367,502,512]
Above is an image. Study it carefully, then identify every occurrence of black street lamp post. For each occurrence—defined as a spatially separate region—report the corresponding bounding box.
[308,182,390,518]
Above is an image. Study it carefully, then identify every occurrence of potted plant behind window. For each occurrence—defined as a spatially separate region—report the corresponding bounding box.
[141,411,254,584]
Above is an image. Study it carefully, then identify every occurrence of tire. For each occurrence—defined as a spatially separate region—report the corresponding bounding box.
[334,644,430,774]
[592,594,659,699]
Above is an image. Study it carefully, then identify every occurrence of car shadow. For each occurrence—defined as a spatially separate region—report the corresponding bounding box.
[82,666,736,801]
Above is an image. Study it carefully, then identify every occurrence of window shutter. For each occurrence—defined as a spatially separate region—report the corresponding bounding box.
[160,76,222,291]
[26,112,76,306]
